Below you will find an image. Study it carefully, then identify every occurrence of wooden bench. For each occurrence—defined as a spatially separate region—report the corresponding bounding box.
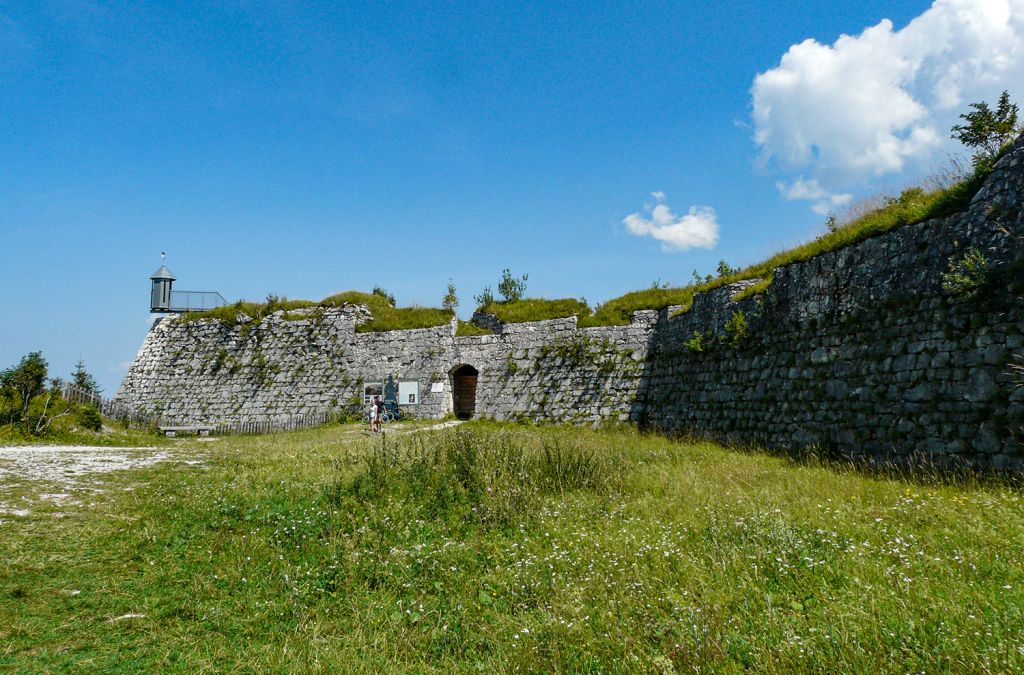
[158,425,216,437]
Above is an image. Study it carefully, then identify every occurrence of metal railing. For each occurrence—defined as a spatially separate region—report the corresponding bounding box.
[169,290,227,312]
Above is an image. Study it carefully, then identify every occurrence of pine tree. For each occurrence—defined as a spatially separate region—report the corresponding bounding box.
[72,359,101,395]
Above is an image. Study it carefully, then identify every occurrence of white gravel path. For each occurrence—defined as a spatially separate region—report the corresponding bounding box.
[0,444,200,518]
[0,445,177,484]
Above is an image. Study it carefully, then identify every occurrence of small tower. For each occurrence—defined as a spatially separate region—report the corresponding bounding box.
[150,257,176,312]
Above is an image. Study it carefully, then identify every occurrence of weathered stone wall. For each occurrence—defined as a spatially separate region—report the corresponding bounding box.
[116,134,1024,470]
[642,135,1024,470]
[115,303,653,425]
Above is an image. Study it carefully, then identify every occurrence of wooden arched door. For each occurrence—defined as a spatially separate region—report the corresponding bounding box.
[451,365,478,420]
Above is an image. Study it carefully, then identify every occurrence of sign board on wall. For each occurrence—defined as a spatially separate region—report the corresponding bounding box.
[430,382,444,393]
[363,383,382,405]
[399,380,419,405]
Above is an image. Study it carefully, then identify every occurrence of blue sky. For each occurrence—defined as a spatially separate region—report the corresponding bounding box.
[2,0,1022,394]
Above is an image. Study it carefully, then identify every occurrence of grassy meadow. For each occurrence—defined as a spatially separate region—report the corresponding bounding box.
[1,422,1023,672]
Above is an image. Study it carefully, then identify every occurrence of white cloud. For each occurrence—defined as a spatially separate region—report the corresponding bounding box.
[777,178,852,215]
[752,0,1024,195]
[623,192,719,252]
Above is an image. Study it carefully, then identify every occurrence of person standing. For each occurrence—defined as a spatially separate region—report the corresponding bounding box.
[368,395,379,433]
[374,395,385,432]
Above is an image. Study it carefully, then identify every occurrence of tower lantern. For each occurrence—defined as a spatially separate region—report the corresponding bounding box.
[150,258,176,312]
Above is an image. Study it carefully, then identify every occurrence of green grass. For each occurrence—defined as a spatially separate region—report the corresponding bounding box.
[183,298,318,326]
[185,291,453,333]
[2,422,1022,671]
[731,275,774,303]
[455,320,495,336]
[479,298,591,324]
[580,287,697,326]
[356,306,452,333]
[0,405,171,448]
[0,422,169,448]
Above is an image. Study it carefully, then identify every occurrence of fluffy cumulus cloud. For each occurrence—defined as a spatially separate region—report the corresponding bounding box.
[752,0,1024,204]
[623,193,719,252]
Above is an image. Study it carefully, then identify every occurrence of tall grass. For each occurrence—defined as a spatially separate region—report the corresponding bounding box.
[331,430,618,528]
[1,422,1023,671]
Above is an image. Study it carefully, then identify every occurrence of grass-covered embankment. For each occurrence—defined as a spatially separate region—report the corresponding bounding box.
[1,422,1021,671]
[580,155,1004,325]
[477,298,591,324]
[184,291,454,333]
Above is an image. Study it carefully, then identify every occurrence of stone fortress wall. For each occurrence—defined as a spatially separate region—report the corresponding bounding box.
[116,134,1024,470]
[115,300,654,427]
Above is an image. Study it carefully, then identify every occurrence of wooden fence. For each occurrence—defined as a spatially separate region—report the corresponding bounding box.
[62,383,338,436]
[209,410,337,436]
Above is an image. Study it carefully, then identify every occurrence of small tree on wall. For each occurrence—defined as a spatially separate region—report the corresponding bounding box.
[473,285,495,309]
[372,286,396,306]
[498,269,528,303]
[951,90,1022,167]
[442,279,459,314]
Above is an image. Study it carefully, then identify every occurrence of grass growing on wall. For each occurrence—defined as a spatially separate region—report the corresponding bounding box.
[183,299,317,326]
[176,147,999,331]
[177,147,1003,331]
[185,291,452,333]
[2,422,1023,672]
[731,275,774,303]
[321,291,453,332]
[579,287,697,326]
[583,155,1003,326]
[479,298,591,324]
[455,320,495,336]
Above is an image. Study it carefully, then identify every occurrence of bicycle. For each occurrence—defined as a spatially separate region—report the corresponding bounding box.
[381,401,402,424]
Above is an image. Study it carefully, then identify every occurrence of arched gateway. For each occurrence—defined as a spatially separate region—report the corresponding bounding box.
[450,364,478,420]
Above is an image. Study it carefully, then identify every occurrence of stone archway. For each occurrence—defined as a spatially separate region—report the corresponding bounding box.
[450,364,479,420]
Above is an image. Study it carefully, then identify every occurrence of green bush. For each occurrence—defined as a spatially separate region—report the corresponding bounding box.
[724,310,750,348]
[497,269,528,303]
[79,404,103,432]
[941,247,990,298]
[685,330,710,353]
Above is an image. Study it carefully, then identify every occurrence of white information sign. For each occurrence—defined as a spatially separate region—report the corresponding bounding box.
[430,382,444,393]
[399,380,420,405]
